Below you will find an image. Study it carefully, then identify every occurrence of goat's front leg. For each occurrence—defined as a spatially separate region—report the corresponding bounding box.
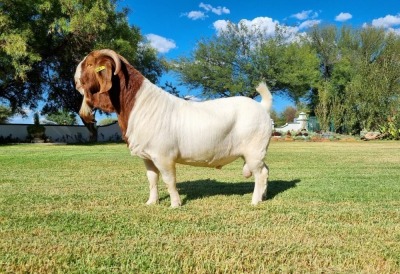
[154,159,181,208]
[143,159,160,205]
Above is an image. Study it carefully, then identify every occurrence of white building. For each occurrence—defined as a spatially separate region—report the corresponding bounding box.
[274,112,308,133]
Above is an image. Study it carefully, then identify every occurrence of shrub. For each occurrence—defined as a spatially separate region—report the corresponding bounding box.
[379,116,400,140]
[27,113,46,139]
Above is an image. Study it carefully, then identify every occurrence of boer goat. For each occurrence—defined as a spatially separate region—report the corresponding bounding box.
[74,49,273,207]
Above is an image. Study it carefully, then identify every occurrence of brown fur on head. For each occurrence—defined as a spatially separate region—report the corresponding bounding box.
[74,50,122,123]
[75,49,144,140]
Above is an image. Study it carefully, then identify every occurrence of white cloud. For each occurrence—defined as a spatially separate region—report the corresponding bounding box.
[214,17,279,36]
[213,16,320,41]
[335,12,352,22]
[363,14,400,35]
[214,6,230,15]
[184,3,230,21]
[199,2,230,15]
[213,20,229,34]
[199,2,212,11]
[389,28,400,35]
[240,17,279,36]
[292,10,313,20]
[146,34,177,54]
[184,10,208,20]
[298,19,321,30]
[213,17,301,39]
[371,14,400,28]
[199,2,211,11]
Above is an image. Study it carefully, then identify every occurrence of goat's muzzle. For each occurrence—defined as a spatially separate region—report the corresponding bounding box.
[79,99,95,123]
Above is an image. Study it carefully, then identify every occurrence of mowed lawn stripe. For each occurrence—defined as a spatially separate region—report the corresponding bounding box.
[0,142,399,273]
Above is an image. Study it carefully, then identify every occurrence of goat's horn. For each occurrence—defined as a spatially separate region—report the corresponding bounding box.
[98,49,121,75]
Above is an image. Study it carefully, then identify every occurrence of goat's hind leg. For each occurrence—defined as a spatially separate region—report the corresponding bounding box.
[144,159,160,205]
[246,159,269,205]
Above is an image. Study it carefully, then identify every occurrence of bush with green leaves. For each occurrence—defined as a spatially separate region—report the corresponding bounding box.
[379,116,400,140]
[27,113,45,139]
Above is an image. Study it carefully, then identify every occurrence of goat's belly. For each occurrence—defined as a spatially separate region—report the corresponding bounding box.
[176,155,239,168]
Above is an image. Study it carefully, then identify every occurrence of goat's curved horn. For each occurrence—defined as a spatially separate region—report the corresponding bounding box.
[97,49,121,75]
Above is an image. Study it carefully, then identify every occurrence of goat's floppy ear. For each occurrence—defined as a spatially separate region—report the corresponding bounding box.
[95,62,113,94]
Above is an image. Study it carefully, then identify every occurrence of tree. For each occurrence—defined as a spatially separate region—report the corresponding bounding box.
[314,81,332,131]
[278,40,320,103]
[309,25,345,132]
[282,106,298,123]
[1,0,164,140]
[162,81,183,98]
[45,109,77,125]
[344,28,400,132]
[27,112,46,140]
[98,117,118,126]
[310,25,400,134]
[40,0,163,140]
[171,22,262,98]
[171,22,319,101]
[0,0,43,113]
[256,31,320,103]
[270,109,280,126]
[0,105,12,123]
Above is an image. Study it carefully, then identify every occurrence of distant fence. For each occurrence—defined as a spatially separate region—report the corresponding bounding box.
[0,122,122,143]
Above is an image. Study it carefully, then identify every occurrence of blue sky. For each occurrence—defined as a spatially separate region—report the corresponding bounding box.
[125,0,399,60]
[10,0,400,123]
[123,0,400,109]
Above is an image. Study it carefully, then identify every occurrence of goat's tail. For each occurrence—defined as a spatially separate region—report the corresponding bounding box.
[256,82,272,113]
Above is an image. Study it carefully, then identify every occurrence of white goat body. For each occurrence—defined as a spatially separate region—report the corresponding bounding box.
[74,49,273,207]
[127,80,271,169]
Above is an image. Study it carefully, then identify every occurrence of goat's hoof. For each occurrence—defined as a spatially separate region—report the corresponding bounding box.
[146,199,159,205]
[170,202,182,208]
[251,200,261,206]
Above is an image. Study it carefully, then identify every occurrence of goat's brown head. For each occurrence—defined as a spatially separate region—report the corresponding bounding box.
[74,49,122,123]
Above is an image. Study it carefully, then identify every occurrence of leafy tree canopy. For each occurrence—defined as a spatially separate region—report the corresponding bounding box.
[171,22,319,101]
[310,25,400,133]
[44,109,77,125]
[172,22,400,135]
[0,0,164,134]
[0,105,12,123]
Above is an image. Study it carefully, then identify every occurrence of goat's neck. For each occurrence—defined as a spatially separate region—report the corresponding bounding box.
[115,66,144,142]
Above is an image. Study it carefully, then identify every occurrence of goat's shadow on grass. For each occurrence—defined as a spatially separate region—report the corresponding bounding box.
[165,179,300,205]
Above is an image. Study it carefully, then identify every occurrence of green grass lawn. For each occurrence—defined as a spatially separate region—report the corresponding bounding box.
[0,141,399,273]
